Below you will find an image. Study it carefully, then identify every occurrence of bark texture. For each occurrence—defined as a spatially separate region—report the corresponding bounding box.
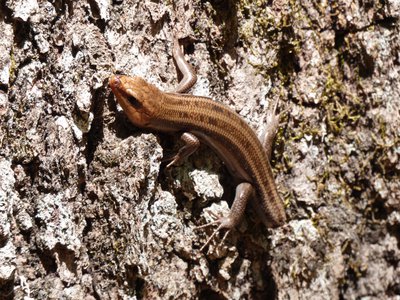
[0,0,399,299]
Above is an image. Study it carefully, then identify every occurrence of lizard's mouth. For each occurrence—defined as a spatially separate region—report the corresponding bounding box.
[109,75,121,90]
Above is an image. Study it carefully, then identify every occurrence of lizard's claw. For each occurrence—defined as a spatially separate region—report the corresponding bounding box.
[194,211,233,251]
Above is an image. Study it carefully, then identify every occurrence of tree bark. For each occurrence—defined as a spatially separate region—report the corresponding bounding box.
[0,0,399,299]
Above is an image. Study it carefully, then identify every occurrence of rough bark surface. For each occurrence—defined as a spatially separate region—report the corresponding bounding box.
[0,0,399,299]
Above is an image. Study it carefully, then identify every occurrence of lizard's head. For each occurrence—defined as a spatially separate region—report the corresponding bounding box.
[109,75,162,127]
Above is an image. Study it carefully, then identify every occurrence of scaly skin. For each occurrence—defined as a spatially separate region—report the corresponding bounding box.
[109,38,286,249]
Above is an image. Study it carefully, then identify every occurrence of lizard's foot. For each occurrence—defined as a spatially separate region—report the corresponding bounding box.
[264,98,289,134]
[195,182,253,251]
[195,212,234,251]
[258,98,289,158]
[161,132,200,168]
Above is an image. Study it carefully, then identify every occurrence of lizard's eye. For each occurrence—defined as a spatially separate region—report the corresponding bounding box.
[127,95,142,109]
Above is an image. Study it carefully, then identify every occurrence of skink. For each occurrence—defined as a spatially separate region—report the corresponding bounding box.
[109,38,286,248]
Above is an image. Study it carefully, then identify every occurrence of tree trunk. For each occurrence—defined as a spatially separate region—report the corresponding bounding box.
[0,0,399,299]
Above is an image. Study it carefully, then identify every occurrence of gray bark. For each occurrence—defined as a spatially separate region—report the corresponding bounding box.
[0,0,399,299]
